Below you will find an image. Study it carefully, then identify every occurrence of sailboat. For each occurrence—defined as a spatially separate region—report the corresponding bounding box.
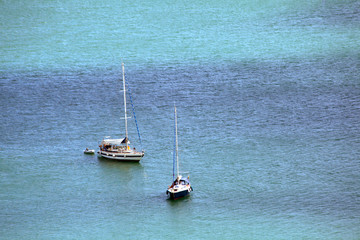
[166,106,193,199]
[97,63,144,162]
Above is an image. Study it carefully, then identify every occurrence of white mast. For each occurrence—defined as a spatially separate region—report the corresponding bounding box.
[122,62,128,147]
[175,106,179,178]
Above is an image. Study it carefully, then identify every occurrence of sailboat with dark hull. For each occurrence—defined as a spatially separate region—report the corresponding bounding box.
[97,63,144,162]
[166,106,193,199]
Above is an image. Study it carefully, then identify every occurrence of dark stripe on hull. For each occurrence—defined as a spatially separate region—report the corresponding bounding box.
[97,151,143,162]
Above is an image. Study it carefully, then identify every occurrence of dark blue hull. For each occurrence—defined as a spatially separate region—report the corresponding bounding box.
[167,187,193,200]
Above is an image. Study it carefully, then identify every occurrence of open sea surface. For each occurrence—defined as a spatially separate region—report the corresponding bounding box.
[1,0,359,239]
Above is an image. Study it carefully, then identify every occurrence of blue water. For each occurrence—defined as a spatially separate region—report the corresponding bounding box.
[1,0,360,239]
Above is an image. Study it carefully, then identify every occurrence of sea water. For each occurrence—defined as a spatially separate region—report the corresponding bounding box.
[1,0,359,239]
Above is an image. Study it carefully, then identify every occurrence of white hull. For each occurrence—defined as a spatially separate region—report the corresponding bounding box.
[97,150,144,161]
[84,149,95,154]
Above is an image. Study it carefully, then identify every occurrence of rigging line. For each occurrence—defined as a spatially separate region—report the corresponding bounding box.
[125,74,143,151]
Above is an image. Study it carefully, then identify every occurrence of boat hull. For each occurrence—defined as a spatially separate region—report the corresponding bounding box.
[97,150,144,162]
[84,150,95,154]
[167,187,192,200]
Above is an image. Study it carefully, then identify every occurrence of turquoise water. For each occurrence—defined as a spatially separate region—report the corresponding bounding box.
[1,0,360,239]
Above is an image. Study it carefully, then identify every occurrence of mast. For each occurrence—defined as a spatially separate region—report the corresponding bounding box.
[175,106,179,178]
[122,62,128,148]
[173,106,176,181]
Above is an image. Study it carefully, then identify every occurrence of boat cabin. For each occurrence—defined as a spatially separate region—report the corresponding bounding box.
[99,138,132,152]
[171,176,190,187]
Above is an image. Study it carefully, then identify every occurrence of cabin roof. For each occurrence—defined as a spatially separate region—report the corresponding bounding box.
[101,138,129,145]
[175,176,191,184]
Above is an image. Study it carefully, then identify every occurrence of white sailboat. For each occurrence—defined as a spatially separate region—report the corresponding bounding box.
[166,106,193,199]
[98,63,144,162]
